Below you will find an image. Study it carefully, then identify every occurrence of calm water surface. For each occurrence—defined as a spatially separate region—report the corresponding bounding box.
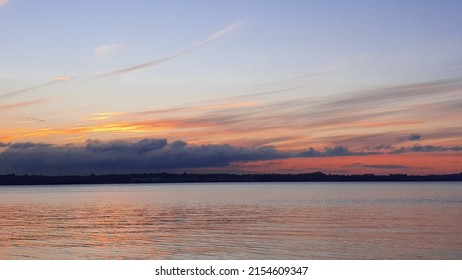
[0,182,461,259]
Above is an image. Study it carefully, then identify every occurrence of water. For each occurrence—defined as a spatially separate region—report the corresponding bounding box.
[0,182,461,259]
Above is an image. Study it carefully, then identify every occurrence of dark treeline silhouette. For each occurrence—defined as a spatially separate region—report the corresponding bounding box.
[1,172,462,185]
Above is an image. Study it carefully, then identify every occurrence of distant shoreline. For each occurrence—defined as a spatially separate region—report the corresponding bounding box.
[1,172,462,185]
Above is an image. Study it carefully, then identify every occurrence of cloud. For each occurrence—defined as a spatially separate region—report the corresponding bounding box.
[53,76,72,81]
[300,146,379,157]
[9,142,52,149]
[1,137,461,175]
[0,79,68,100]
[18,117,45,122]
[90,21,243,79]
[408,134,422,141]
[362,164,408,169]
[0,99,47,110]
[344,163,409,169]
[5,73,461,151]
[0,21,241,99]
[0,138,386,175]
[94,44,120,55]
[0,138,287,175]
[106,75,461,150]
[0,0,9,7]
[390,144,462,154]
[420,128,462,142]
[325,77,462,109]
[86,138,167,153]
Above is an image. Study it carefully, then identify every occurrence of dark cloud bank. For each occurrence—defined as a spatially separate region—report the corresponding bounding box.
[0,138,461,175]
[0,138,289,175]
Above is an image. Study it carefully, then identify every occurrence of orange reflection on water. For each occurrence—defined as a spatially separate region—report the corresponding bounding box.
[0,183,461,259]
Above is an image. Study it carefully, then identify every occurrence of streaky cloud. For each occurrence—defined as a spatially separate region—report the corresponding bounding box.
[53,76,72,81]
[18,117,45,123]
[0,98,48,111]
[7,75,460,151]
[89,21,243,80]
[325,77,462,109]
[0,22,241,99]
[0,80,67,100]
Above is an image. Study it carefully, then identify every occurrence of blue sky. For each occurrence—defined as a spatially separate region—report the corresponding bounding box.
[1,0,462,174]
[3,0,461,84]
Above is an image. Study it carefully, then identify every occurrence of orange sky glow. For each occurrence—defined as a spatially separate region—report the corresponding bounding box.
[1,1,462,175]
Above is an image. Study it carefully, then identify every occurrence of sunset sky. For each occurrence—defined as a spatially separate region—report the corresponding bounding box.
[1,0,462,175]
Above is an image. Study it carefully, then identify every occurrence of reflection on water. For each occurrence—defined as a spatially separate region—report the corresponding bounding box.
[0,182,461,259]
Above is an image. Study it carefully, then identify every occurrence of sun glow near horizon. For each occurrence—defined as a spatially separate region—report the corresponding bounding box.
[1,0,462,175]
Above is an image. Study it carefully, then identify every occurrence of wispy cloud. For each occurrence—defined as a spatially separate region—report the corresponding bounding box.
[94,44,120,55]
[0,99,47,111]
[0,0,9,7]
[0,79,69,100]
[82,112,126,121]
[90,21,243,79]
[0,21,242,99]
[17,117,45,123]
[325,77,462,109]
[5,75,461,151]
[53,76,72,81]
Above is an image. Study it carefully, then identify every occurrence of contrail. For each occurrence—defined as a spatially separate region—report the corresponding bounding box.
[0,79,68,100]
[0,22,242,99]
[89,21,243,80]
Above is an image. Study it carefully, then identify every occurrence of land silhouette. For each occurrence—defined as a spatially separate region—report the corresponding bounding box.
[1,172,461,185]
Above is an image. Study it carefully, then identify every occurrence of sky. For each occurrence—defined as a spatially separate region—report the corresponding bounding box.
[1,0,462,175]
